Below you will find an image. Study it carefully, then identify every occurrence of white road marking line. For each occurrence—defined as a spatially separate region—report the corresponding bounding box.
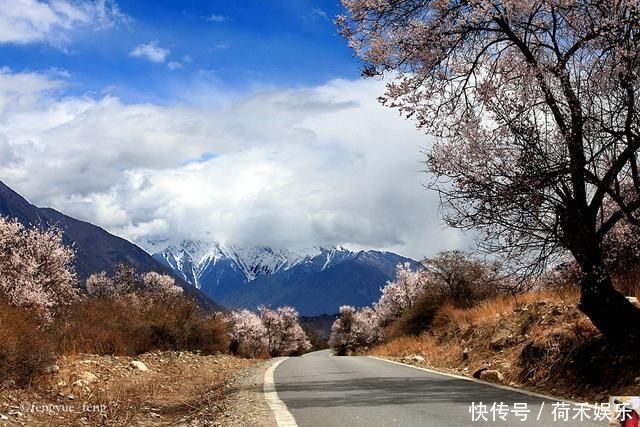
[367,355,591,406]
[264,357,298,427]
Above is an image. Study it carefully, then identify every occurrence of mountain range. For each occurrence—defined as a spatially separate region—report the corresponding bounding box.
[0,180,221,311]
[149,239,415,315]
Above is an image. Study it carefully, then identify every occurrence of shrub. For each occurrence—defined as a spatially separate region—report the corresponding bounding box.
[388,291,445,338]
[0,298,54,386]
[55,297,229,356]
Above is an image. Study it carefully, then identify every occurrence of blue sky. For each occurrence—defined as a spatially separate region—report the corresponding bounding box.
[0,0,359,104]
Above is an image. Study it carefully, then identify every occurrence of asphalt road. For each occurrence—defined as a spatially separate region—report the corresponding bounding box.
[272,350,606,427]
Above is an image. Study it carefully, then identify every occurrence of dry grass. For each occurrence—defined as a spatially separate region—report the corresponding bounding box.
[0,352,258,425]
[431,287,579,332]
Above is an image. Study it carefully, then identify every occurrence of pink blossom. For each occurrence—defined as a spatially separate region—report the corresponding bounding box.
[0,216,79,321]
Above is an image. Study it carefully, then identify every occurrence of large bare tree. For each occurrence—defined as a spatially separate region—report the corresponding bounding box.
[339,0,640,344]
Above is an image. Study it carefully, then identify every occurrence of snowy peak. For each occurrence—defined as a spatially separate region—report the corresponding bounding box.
[150,240,369,286]
[152,240,316,286]
[228,246,307,281]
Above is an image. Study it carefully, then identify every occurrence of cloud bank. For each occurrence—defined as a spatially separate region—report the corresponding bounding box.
[0,68,470,259]
[0,0,128,45]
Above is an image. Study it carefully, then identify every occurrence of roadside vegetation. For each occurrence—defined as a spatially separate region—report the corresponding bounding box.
[0,216,310,424]
[329,251,640,400]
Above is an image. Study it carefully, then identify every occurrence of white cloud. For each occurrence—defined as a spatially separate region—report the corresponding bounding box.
[204,14,227,23]
[167,61,183,71]
[0,0,129,45]
[310,8,329,21]
[0,69,470,259]
[129,41,170,63]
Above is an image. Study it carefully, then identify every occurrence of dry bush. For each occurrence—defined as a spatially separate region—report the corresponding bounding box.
[55,297,229,356]
[143,299,230,355]
[56,298,149,355]
[385,292,444,340]
[0,298,54,386]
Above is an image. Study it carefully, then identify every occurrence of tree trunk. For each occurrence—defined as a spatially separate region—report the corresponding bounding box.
[578,261,640,346]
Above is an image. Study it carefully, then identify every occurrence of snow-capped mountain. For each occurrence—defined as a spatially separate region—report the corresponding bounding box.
[146,239,416,315]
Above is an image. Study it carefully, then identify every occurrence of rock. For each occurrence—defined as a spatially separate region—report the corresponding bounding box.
[473,367,489,379]
[627,296,640,308]
[402,355,425,363]
[72,380,88,388]
[345,349,354,357]
[0,414,7,421]
[43,364,60,374]
[129,361,149,371]
[479,369,504,383]
[490,328,513,350]
[462,348,470,361]
[634,377,640,384]
[77,371,98,383]
[8,411,22,418]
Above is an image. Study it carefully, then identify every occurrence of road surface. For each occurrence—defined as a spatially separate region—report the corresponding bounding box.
[270,350,606,426]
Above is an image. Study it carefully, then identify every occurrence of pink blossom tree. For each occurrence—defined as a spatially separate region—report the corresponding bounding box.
[329,305,382,354]
[375,263,427,326]
[85,272,116,298]
[258,306,311,356]
[140,272,183,302]
[340,0,640,343]
[86,269,182,303]
[0,216,79,321]
[227,309,268,358]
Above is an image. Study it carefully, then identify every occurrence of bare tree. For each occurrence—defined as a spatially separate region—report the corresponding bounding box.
[340,0,640,343]
[423,251,498,308]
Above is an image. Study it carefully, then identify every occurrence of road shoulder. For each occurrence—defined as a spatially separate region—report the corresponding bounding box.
[219,359,278,426]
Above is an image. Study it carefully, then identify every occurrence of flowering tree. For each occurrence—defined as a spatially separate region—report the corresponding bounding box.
[85,272,116,298]
[340,0,640,343]
[140,272,183,302]
[227,309,268,358]
[329,305,382,354]
[0,216,78,320]
[258,306,311,356]
[86,269,182,302]
[375,263,427,326]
